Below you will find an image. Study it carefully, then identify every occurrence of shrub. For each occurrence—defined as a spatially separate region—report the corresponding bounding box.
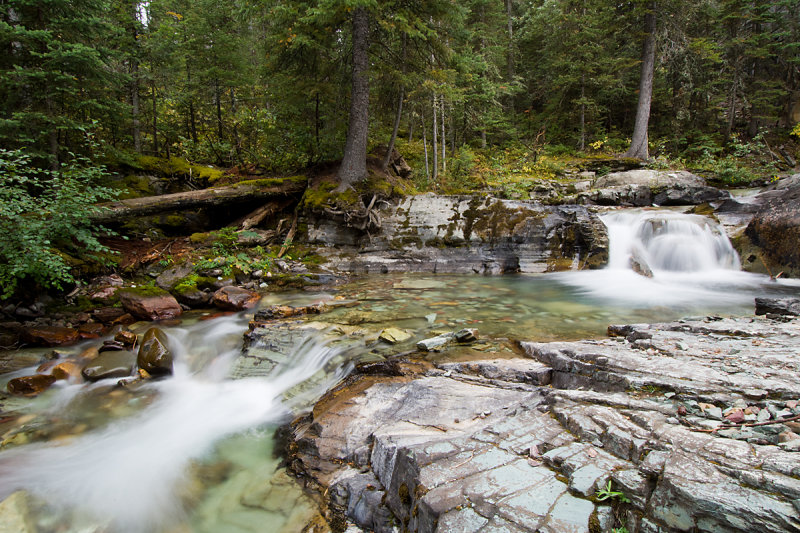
[0,148,118,298]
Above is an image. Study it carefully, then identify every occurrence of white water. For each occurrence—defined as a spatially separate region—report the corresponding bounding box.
[0,315,347,532]
[557,209,798,308]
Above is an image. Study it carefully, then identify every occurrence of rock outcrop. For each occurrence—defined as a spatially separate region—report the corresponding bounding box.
[304,194,608,274]
[287,314,800,533]
[118,288,182,321]
[745,173,800,278]
[579,170,729,207]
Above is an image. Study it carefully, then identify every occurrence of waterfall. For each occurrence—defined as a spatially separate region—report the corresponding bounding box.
[0,315,348,533]
[603,210,740,274]
[555,209,774,307]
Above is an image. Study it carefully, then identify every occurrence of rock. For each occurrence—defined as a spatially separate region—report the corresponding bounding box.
[416,332,455,351]
[594,169,705,189]
[304,194,608,274]
[20,326,79,347]
[211,286,261,311]
[581,170,729,207]
[81,350,136,381]
[100,340,126,352]
[289,314,800,532]
[92,307,128,324]
[755,297,800,316]
[745,176,800,277]
[136,327,173,376]
[454,328,478,343]
[77,322,105,339]
[173,286,211,307]
[51,360,83,381]
[378,327,412,344]
[0,491,36,533]
[155,262,195,290]
[725,408,745,424]
[118,288,182,321]
[629,246,654,278]
[114,330,138,348]
[7,374,57,396]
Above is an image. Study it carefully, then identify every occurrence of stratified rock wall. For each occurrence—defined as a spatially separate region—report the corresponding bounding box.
[304,194,608,274]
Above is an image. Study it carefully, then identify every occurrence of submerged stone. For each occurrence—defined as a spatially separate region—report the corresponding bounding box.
[7,374,57,396]
[81,350,136,381]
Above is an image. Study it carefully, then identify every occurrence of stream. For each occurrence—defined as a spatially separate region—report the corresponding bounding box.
[1,209,799,532]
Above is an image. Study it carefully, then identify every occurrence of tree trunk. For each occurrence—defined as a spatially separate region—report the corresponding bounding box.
[151,84,158,155]
[131,63,141,153]
[230,88,242,164]
[579,74,586,151]
[336,7,369,189]
[623,2,656,160]
[382,33,407,171]
[215,78,223,141]
[92,178,307,223]
[422,111,429,179]
[441,97,446,175]
[432,93,439,183]
[505,0,515,82]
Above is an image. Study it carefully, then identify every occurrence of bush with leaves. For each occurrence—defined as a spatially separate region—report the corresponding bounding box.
[0,148,118,299]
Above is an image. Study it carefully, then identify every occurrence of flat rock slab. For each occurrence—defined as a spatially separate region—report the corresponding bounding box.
[290,315,800,533]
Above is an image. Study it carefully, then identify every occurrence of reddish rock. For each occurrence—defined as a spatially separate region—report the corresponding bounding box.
[77,322,105,339]
[212,286,261,311]
[111,313,136,326]
[725,408,745,424]
[21,326,79,347]
[92,307,127,324]
[119,289,182,321]
[7,374,57,396]
[79,346,100,360]
[89,286,119,302]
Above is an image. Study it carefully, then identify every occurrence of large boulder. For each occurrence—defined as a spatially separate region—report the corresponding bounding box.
[137,327,173,376]
[81,350,136,381]
[582,170,728,207]
[118,288,182,321]
[745,174,800,277]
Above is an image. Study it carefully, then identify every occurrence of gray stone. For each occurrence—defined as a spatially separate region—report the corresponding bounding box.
[417,333,455,352]
[303,194,608,274]
[81,350,136,381]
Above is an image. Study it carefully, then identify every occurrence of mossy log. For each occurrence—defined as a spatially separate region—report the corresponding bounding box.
[92,177,307,223]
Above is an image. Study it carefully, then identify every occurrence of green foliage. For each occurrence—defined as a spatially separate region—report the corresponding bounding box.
[0,148,118,298]
[595,481,631,504]
[791,123,800,139]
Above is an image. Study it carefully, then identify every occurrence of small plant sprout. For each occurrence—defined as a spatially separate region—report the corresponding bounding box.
[596,480,631,503]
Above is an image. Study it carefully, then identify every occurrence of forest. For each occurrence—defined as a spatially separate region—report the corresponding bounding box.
[1,0,800,296]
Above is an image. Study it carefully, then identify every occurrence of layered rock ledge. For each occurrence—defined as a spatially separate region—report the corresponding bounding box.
[303,194,608,274]
[286,314,800,533]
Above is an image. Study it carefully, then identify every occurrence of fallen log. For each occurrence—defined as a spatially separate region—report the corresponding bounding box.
[92,176,307,223]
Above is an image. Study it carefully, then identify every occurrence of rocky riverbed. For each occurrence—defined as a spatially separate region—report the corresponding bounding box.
[279,306,800,533]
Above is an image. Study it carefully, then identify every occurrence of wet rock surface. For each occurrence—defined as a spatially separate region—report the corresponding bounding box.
[289,314,800,532]
[304,194,608,274]
[137,327,173,376]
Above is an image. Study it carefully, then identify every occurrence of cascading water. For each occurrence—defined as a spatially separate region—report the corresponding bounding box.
[0,314,349,533]
[605,210,740,273]
[556,208,792,308]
